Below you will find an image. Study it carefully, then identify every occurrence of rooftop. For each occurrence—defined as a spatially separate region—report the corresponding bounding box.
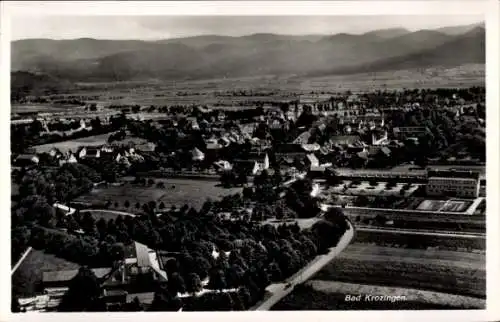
[42,267,112,283]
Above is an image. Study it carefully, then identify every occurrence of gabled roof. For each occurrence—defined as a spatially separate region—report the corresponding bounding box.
[306,153,319,164]
[274,143,306,154]
[191,148,205,161]
[232,160,258,174]
[380,147,391,156]
[329,135,360,145]
[293,131,311,144]
[42,267,111,283]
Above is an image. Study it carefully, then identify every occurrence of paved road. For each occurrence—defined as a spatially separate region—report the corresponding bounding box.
[80,209,136,217]
[11,247,33,274]
[253,222,354,310]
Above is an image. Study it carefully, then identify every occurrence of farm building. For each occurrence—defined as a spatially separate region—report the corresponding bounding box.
[14,154,40,167]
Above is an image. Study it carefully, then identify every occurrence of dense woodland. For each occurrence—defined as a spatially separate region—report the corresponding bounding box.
[11,160,348,311]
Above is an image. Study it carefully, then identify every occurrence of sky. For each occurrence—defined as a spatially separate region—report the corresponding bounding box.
[11,15,484,41]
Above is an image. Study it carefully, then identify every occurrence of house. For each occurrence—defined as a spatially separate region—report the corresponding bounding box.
[232,160,260,176]
[245,152,270,171]
[101,145,115,153]
[301,143,321,152]
[214,160,232,172]
[372,130,389,146]
[274,144,307,159]
[293,131,311,145]
[58,152,78,166]
[191,147,205,161]
[14,154,40,167]
[305,153,320,169]
[135,142,157,153]
[426,169,480,198]
[48,148,62,158]
[42,267,112,290]
[78,147,101,159]
[393,126,430,139]
[329,135,361,146]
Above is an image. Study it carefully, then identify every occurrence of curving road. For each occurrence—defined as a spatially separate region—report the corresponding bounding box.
[80,209,137,217]
[252,222,354,311]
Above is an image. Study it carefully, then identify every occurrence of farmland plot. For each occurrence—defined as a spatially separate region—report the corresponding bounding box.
[312,244,485,298]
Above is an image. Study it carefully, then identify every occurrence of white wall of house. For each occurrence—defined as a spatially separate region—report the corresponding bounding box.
[426,177,480,198]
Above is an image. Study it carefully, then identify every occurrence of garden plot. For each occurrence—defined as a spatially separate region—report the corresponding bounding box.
[416,199,473,213]
[329,181,421,197]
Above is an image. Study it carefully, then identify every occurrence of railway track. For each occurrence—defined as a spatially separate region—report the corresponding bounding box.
[355,225,485,238]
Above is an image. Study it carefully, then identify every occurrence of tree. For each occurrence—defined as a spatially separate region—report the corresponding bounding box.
[168,272,186,294]
[135,202,141,209]
[124,200,130,208]
[128,296,144,311]
[150,287,182,311]
[59,266,103,311]
[207,269,227,291]
[159,202,165,210]
[193,256,211,280]
[238,286,252,309]
[186,273,203,295]
[148,179,155,186]
[11,294,21,313]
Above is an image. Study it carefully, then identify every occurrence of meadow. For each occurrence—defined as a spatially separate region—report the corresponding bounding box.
[74,178,242,212]
[32,133,115,154]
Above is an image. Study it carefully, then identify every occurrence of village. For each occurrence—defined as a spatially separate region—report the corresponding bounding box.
[11,86,486,312]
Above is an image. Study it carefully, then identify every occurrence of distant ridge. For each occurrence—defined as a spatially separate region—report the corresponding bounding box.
[11,23,485,82]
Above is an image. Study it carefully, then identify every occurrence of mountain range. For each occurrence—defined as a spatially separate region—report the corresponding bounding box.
[11,22,485,83]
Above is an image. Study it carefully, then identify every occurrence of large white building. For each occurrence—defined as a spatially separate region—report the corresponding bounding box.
[426,169,480,198]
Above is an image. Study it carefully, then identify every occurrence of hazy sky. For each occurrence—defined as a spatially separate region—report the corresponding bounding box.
[11,15,484,40]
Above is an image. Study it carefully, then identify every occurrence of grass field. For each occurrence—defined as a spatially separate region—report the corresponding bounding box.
[75,178,242,211]
[312,243,485,298]
[12,249,80,298]
[32,132,115,153]
[50,64,484,107]
[11,104,83,115]
[272,283,481,310]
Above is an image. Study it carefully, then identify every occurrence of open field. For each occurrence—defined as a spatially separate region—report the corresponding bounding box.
[312,243,485,298]
[12,249,80,298]
[11,104,84,115]
[47,65,484,106]
[272,283,481,310]
[74,178,242,211]
[32,132,115,153]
